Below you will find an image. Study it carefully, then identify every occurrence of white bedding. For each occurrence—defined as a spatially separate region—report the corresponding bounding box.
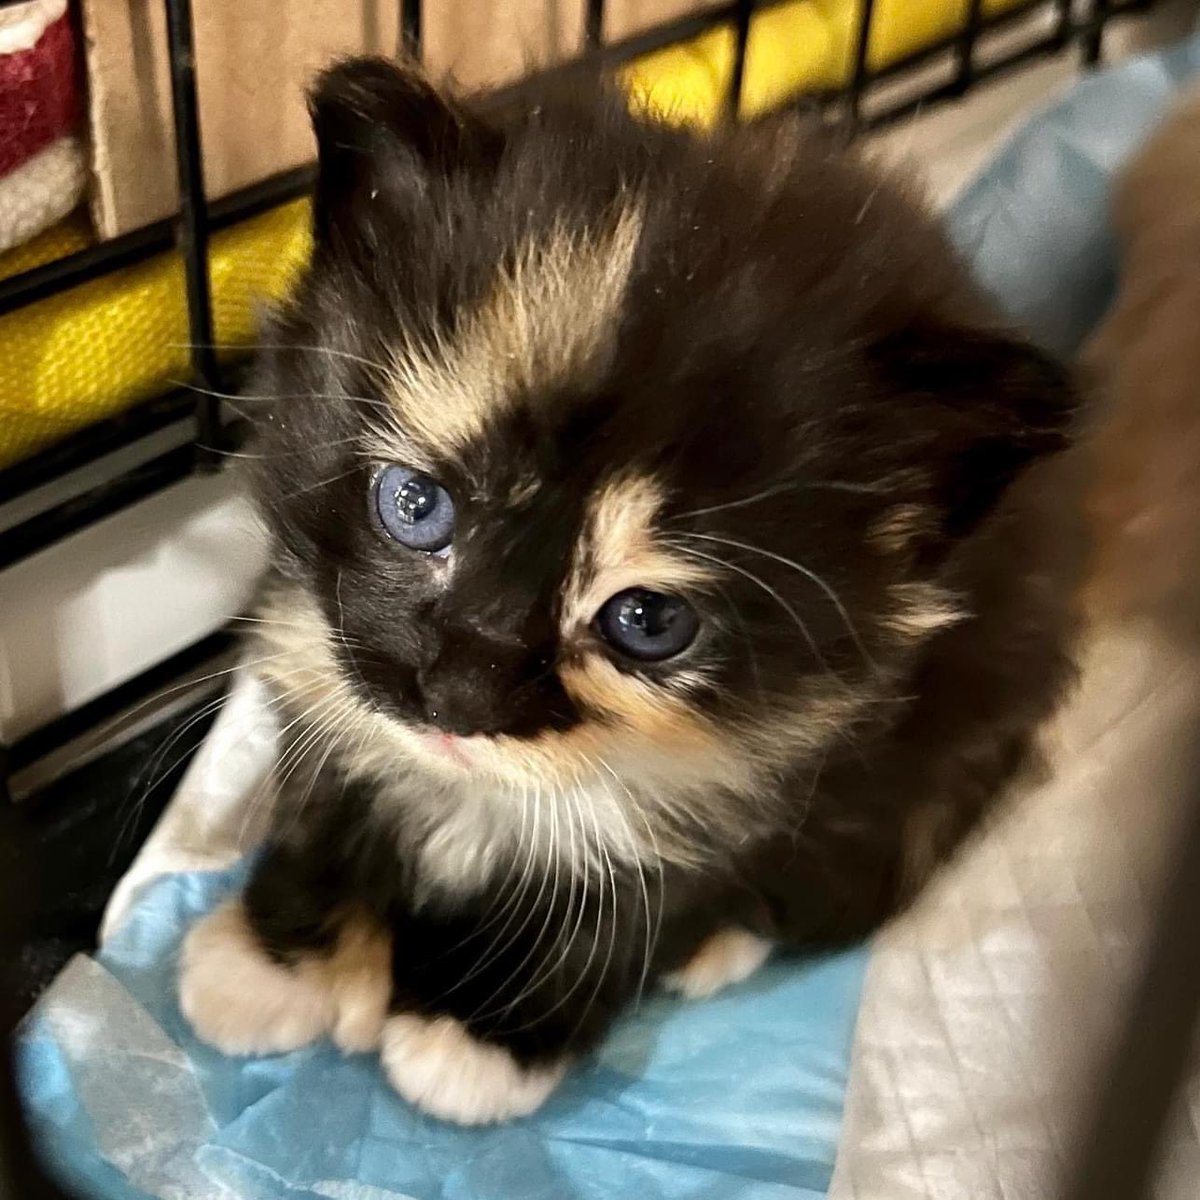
[830,627,1200,1199]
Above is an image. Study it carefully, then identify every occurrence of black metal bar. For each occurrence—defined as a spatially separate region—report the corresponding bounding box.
[1053,0,1075,48]
[0,442,197,572]
[861,1,1142,135]
[726,0,753,120]
[1084,0,1111,63]
[400,0,422,58]
[845,0,1049,89]
[585,0,605,49]
[953,0,987,94]
[0,165,313,319]
[0,224,173,319]
[1061,750,1200,1200]
[6,628,237,777]
[865,36,1068,130]
[486,0,763,109]
[163,0,221,466]
[848,0,878,124]
[0,390,198,506]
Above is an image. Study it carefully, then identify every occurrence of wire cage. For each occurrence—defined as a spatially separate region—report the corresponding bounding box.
[0,0,1155,803]
[2,4,1198,1200]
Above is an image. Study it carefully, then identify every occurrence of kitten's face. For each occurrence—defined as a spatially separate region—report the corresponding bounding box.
[249,60,1073,853]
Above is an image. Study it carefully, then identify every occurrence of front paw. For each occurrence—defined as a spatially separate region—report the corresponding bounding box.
[380,1013,566,1125]
[179,900,336,1055]
[662,928,772,1000]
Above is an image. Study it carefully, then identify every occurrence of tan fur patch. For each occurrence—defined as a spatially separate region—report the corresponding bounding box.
[883,581,967,642]
[562,474,715,634]
[371,202,643,467]
[179,899,392,1056]
[868,504,931,556]
[324,913,393,1053]
[662,928,773,999]
[558,656,720,756]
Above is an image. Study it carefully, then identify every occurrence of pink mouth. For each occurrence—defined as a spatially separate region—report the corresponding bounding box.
[421,731,474,767]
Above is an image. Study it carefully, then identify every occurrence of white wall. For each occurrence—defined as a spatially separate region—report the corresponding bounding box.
[0,467,265,745]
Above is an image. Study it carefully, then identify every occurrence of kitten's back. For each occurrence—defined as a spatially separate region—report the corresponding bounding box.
[1083,85,1200,639]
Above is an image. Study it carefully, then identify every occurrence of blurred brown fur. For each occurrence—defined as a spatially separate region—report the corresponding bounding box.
[1083,86,1200,638]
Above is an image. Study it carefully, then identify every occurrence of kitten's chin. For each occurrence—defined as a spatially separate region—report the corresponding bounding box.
[415,730,477,770]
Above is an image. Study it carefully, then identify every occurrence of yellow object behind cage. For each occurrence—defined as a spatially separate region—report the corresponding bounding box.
[0,202,312,468]
[0,0,1022,469]
[624,0,1029,124]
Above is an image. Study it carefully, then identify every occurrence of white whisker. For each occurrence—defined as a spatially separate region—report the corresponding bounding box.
[673,541,834,675]
[677,531,875,668]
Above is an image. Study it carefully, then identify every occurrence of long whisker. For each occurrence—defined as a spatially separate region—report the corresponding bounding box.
[126,655,320,804]
[672,541,835,676]
[169,340,390,375]
[499,777,598,1035]
[108,644,300,734]
[431,785,533,962]
[594,754,660,1011]
[478,783,567,1021]
[569,798,620,1041]
[171,378,399,417]
[277,464,362,499]
[116,668,313,858]
[672,483,798,521]
[438,783,547,999]
[676,531,875,669]
[461,781,562,1017]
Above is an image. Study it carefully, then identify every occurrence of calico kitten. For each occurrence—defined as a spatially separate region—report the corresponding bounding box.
[180,57,1082,1124]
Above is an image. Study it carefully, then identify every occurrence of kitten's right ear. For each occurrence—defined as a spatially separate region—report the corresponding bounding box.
[308,57,502,246]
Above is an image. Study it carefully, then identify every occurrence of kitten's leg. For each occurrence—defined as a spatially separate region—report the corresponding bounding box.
[376,880,640,1125]
[179,844,391,1056]
[661,927,772,1000]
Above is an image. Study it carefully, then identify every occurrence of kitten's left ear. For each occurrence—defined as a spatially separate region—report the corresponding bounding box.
[872,323,1079,539]
[308,56,503,246]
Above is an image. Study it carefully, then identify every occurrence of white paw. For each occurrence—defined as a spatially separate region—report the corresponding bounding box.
[179,900,335,1055]
[380,1013,565,1125]
[662,928,772,1000]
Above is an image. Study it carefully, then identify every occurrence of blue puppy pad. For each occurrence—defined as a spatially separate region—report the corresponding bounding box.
[948,29,1200,354]
[20,869,867,1199]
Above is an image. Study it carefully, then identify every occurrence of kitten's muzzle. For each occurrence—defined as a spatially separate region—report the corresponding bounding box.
[414,630,577,738]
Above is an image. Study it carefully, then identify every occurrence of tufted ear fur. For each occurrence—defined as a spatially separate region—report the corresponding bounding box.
[870,324,1079,549]
[308,56,503,253]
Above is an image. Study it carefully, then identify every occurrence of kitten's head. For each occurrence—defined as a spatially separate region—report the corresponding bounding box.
[249,58,1074,857]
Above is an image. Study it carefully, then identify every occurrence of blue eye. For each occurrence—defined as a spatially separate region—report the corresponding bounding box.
[596,588,699,662]
[373,465,455,552]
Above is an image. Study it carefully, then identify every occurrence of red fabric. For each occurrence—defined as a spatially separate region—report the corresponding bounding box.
[0,13,81,180]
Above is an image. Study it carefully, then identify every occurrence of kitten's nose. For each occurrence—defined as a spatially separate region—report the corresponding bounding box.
[415,633,564,738]
[417,668,508,737]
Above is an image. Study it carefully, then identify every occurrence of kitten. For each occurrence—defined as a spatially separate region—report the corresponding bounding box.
[179,57,1082,1124]
[1082,84,1200,641]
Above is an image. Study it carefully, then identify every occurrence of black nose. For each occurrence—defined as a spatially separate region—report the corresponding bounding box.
[415,635,573,737]
[418,669,508,736]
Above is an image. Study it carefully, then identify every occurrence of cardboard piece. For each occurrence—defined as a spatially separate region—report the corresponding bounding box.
[81,1,691,239]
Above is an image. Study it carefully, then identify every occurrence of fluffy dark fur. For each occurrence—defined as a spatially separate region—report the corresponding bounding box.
[180,57,1082,1122]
